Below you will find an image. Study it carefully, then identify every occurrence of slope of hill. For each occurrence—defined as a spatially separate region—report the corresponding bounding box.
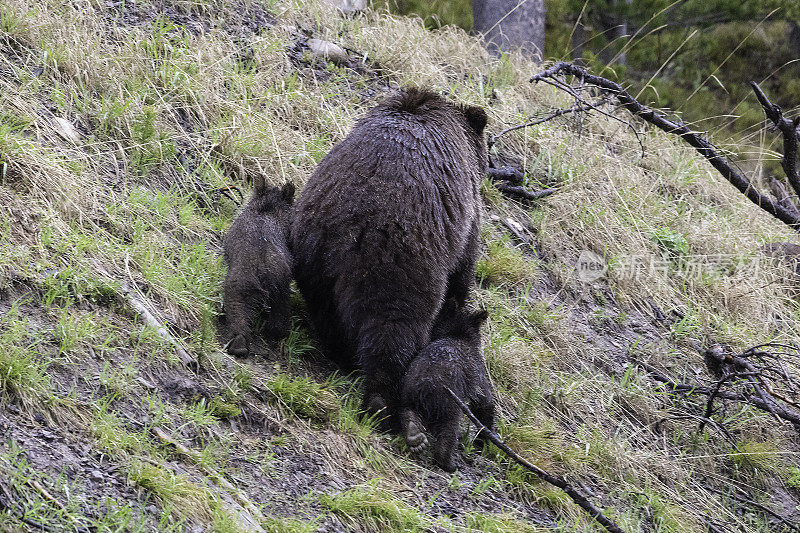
[0,1,798,531]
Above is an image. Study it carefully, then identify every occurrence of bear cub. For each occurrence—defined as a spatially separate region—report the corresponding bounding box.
[401,299,496,472]
[223,180,295,356]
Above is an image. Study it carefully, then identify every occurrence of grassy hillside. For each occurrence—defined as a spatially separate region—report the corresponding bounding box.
[0,0,799,531]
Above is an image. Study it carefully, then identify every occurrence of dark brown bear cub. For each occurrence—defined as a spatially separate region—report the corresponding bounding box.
[223,180,295,356]
[401,301,496,472]
[290,88,488,423]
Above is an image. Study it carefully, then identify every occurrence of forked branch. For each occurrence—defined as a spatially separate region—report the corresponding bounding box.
[750,82,800,199]
[529,61,800,229]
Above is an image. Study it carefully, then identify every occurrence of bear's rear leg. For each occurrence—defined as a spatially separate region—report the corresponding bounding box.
[263,291,291,341]
[358,327,420,431]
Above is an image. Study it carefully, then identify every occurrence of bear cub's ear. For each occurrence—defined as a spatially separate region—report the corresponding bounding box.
[281,181,296,203]
[463,105,488,136]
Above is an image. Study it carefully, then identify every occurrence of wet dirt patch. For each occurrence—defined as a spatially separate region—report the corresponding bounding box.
[0,409,158,529]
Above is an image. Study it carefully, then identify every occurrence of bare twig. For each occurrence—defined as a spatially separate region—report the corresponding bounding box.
[698,372,760,432]
[702,344,797,423]
[214,185,244,208]
[530,62,800,229]
[489,104,592,146]
[0,481,56,532]
[25,478,89,532]
[635,360,800,427]
[445,388,627,533]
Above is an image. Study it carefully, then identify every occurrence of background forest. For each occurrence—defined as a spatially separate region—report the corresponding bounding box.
[380,0,800,139]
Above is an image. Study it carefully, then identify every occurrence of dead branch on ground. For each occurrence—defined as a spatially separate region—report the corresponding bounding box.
[446,388,627,533]
[486,166,559,202]
[493,181,557,201]
[634,355,800,428]
[529,61,800,230]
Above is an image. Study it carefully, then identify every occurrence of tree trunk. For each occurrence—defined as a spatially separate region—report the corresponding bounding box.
[572,15,584,65]
[789,21,800,58]
[472,0,546,61]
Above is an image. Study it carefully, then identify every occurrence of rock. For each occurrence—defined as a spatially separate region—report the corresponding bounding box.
[89,470,104,482]
[307,39,348,65]
[136,376,157,390]
[53,117,81,143]
[323,0,366,14]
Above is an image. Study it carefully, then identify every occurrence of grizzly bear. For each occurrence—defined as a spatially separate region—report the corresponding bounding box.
[290,88,488,422]
[400,300,495,472]
[223,180,295,356]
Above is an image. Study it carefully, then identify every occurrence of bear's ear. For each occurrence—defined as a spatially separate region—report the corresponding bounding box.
[252,174,267,196]
[463,105,488,136]
[281,181,296,203]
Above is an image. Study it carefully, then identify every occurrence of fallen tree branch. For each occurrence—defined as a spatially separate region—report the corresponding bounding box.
[485,166,559,203]
[530,62,800,229]
[120,255,197,368]
[446,388,626,533]
[487,166,525,185]
[127,295,196,368]
[750,82,800,200]
[634,360,800,427]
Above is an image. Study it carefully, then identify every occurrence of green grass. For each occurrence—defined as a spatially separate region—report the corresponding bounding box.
[262,515,317,533]
[476,234,539,285]
[464,511,546,532]
[264,372,337,421]
[0,304,51,405]
[319,484,440,532]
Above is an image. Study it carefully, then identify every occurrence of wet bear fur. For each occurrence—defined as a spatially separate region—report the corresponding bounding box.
[400,301,495,472]
[290,88,488,422]
[223,180,295,356]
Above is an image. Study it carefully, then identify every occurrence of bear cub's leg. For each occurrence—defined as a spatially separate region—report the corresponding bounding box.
[431,406,462,473]
[400,408,428,452]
